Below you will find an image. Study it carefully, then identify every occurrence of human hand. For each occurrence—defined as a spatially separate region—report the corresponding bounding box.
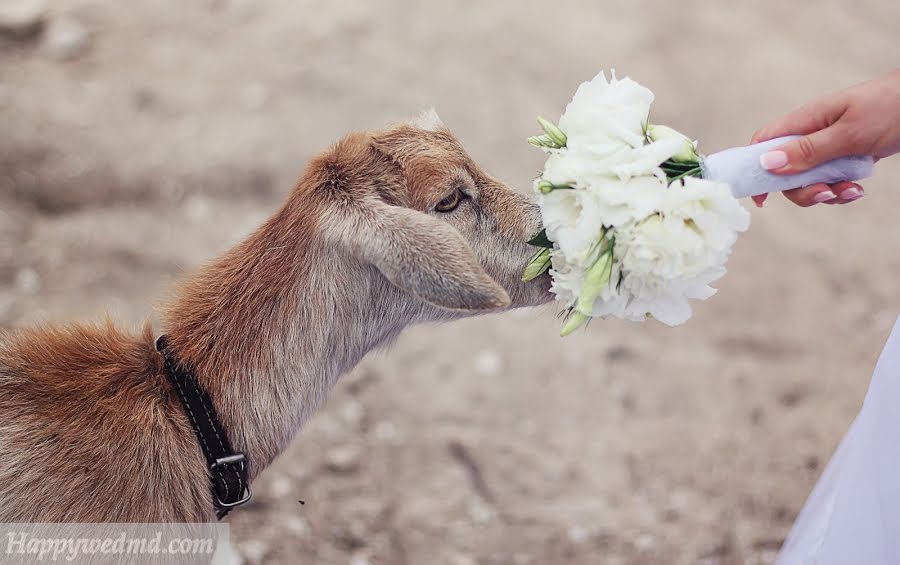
[751,68,900,208]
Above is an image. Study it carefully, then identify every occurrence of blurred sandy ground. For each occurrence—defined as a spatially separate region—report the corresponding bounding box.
[1,0,899,563]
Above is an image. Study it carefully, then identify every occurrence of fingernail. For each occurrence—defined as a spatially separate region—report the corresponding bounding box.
[841,187,864,201]
[760,150,789,170]
[813,190,837,203]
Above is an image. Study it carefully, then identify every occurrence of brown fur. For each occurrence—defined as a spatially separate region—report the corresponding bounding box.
[0,115,550,522]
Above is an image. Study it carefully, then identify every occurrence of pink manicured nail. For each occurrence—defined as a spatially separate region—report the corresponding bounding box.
[760,150,789,170]
[813,190,837,203]
[841,187,864,201]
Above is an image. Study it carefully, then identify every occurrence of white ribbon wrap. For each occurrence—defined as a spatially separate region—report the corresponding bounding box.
[702,136,875,199]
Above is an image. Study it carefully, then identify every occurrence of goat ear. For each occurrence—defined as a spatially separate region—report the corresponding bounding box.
[348,201,510,312]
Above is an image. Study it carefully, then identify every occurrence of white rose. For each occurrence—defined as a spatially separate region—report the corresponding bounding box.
[558,70,654,155]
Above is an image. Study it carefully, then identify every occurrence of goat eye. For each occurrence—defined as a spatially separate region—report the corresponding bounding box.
[435,190,463,213]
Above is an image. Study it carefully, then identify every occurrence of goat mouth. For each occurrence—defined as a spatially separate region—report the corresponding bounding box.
[528,272,555,303]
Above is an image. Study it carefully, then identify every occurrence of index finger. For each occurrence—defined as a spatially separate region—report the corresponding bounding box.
[751,95,849,144]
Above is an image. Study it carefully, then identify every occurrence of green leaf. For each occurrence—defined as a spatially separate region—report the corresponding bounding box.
[665,166,703,183]
[527,228,553,248]
[662,160,698,171]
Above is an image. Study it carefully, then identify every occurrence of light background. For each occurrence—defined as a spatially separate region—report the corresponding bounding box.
[2,1,899,563]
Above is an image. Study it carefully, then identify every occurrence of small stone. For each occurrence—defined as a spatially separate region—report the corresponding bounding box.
[0,0,45,37]
[15,267,40,294]
[42,15,90,61]
[634,533,656,552]
[467,499,495,524]
[473,349,503,377]
[267,475,292,498]
[325,444,361,473]
[567,524,589,544]
[238,539,269,564]
[373,421,403,444]
[284,515,310,537]
[339,399,365,429]
[605,345,634,362]
[132,87,157,110]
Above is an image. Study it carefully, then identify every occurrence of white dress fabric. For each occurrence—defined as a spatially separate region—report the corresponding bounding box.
[777,314,900,564]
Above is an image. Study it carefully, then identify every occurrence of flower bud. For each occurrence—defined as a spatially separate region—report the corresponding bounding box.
[647,124,699,163]
[576,249,613,313]
[522,247,552,282]
[537,117,567,147]
[527,135,553,148]
[560,311,590,337]
[535,180,573,194]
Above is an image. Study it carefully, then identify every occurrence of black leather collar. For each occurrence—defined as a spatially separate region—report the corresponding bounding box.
[156,335,251,519]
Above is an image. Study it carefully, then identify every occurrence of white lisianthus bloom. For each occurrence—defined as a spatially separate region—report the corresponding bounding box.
[661,176,751,254]
[586,180,750,327]
[612,214,720,326]
[582,175,667,227]
[547,249,583,306]
[557,70,654,155]
[542,157,670,227]
[537,186,605,266]
[543,138,682,184]
[541,147,630,186]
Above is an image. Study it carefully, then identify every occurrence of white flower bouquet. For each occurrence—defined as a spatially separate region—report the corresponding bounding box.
[523,71,875,335]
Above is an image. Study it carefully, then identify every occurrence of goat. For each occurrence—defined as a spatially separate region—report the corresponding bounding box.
[0,112,552,522]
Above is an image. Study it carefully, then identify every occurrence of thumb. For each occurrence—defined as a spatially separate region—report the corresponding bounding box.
[759,125,853,174]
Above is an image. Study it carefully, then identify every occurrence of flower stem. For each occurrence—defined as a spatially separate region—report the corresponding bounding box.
[666,167,703,183]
